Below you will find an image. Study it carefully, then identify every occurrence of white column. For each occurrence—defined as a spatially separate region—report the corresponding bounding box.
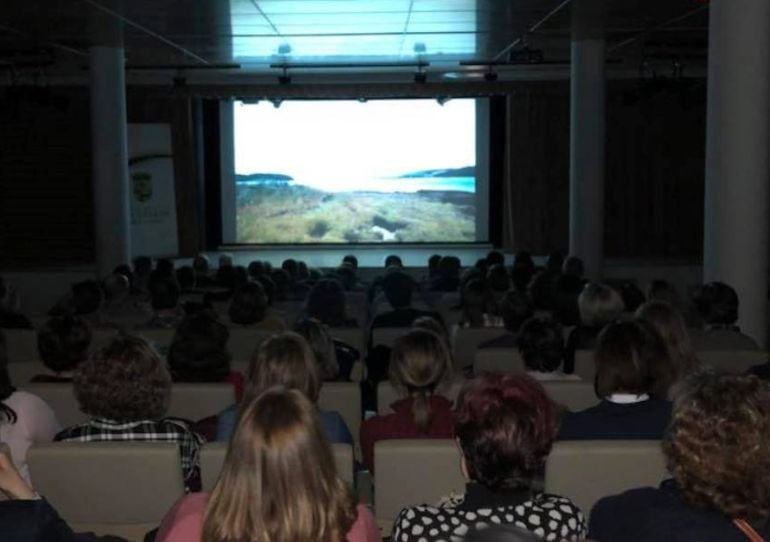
[569,1,605,280]
[703,0,770,346]
[90,45,130,277]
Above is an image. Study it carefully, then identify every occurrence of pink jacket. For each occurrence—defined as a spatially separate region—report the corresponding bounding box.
[157,492,381,542]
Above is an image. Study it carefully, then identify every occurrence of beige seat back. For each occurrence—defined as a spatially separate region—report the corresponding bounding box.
[374,439,465,533]
[5,328,41,362]
[8,361,48,385]
[452,327,509,370]
[696,350,767,374]
[28,441,185,526]
[317,382,361,447]
[545,440,668,517]
[542,380,598,412]
[227,328,272,361]
[200,441,354,492]
[574,350,596,381]
[167,383,235,421]
[377,379,463,414]
[371,327,410,348]
[23,383,88,427]
[473,348,526,374]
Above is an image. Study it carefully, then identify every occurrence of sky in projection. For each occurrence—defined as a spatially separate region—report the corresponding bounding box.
[233,99,475,191]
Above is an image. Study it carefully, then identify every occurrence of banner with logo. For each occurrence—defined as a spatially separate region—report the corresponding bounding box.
[128,124,179,257]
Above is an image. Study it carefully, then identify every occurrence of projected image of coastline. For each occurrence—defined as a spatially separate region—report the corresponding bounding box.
[234,99,477,244]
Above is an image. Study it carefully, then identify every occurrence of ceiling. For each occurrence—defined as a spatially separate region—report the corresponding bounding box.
[0,0,709,84]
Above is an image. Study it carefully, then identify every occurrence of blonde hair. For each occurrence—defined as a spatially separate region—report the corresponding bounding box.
[202,387,357,542]
[389,329,453,432]
[578,283,625,327]
[246,332,321,402]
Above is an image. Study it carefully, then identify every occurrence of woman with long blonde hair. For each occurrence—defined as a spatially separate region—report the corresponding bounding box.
[157,387,380,542]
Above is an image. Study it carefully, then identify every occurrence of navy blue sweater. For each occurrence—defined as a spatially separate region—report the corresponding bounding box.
[558,398,672,440]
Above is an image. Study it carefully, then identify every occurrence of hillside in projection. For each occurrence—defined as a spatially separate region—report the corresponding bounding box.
[234,99,476,244]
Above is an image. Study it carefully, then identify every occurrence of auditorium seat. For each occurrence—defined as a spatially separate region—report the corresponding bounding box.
[28,441,185,541]
[331,327,365,355]
[696,349,767,373]
[473,348,526,374]
[377,379,463,414]
[374,439,465,535]
[574,349,596,381]
[167,383,235,421]
[7,360,47,385]
[452,327,509,370]
[541,380,597,412]
[371,327,410,348]
[199,441,354,491]
[227,327,272,360]
[317,382,361,450]
[545,440,668,518]
[23,383,88,427]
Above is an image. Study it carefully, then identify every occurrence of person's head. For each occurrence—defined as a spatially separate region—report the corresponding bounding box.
[511,266,534,293]
[428,254,442,276]
[281,258,298,279]
[412,316,450,350]
[647,279,681,306]
[155,258,175,277]
[192,254,210,275]
[635,301,698,390]
[293,318,338,381]
[297,261,309,281]
[455,374,558,491]
[512,251,534,271]
[133,256,152,277]
[499,290,535,334]
[516,318,564,373]
[383,271,415,309]
[37,315,92,374]
[148,273,180,311]
[102,273,130,301]
[305,279,349,326]
[255,275,276,305]
[486,250,505,267]
[562,256,584,278]
[545,251,564,274]
[228,282,268,325]
[663,372,770,521]
[619,282,645,313]
[175,266,196,291]
[168,312,231,383]
[527,269,555,310]
[693,281,739,325]
[218,253,233,268]
[216,265,237,290]
[112,264,134,287]
[269,269,290,300]
[74,335,170,422]
[233,266,249,289]
[385,254,403,268]
[72,280,102,315]
[0,330,16,423]
[203,387,356,542]
[486,264,511,293]
[578,283,625,327]
[438,255,461,280]
[246,332,321,403]
[594,320,666,398]
[335,265,357,291]
[460,278,490,324]
[389,329,453,432]
[247,260,264,279]
[342,254,358,270]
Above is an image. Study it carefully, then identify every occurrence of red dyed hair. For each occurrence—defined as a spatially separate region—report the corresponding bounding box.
[455,373,559,491]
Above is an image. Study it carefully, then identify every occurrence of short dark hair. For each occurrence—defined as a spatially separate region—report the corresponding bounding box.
[516,318,563,373]
[75,335,170,422]
[148,273,180,311]
[133,256,152,274]
[175,266,196,290]
[693,281,739,325]
[486,250,505,266]
[486,264,510,292]
[228,282,268,325]
[455,374,558,491]
[342,255,358,269]
[155,258,175,277]
[383,272,414,308]
[385,254,403,268]
[72,280,102,315]
[594,321,665,397]
[499,291,534,333]
[37,315,92,373]
[281,258,298,278]
[305,279,349,326]
[168,312,231,382]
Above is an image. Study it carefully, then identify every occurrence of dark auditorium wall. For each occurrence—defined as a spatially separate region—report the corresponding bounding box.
[503,78,706,260]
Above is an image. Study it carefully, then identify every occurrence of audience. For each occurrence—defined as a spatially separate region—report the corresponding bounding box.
[55,336,204,489]
[0,330,61,483]
[99,273,151,329]
[69,280,103,327]
[516,318,577,380]
[559,321,672,440]
[227,281,285,331]
[691,281,759,350]
[456,278,501,328]
[370,271,442,332]
[360,329,454,470]
[216,332,352,445]
[145,273,184,329]
[589,372,770,541]
[157,388,380,542]
[393,373,586,541]
[479,290,534,349]
[305,279,358,327]
[32,315,91,383]
[294,317,357,381]
[429,256,462,292]
[0,277,33,329]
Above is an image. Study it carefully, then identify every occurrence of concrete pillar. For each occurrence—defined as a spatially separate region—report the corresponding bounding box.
[90,17,130,276]
[703,0,770,346]
[569,0,606,280]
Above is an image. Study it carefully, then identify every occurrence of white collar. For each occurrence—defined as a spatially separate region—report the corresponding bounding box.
[606,393,650,404]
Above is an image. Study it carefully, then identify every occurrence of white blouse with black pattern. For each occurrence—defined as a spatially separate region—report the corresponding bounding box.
[392,490,586,542]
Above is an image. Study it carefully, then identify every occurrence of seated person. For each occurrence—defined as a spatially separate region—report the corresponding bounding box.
[144,273,185,329]
[0,277,32,329]
[167,311,243,400]
[564,282,625,373]
[98,273,151,329]
[369,271,443,336]
[32,315,91,383]
[690,281,759,350]
[455,278,502,329]
[479,291,535,349]
[227,282,286,331]
[157,388,380,542]
[558,321,672,440]
[67,280,103,328]
[0,330,61,483]
[305,279,359,328]
[294,318,358,381]
[428,256,462,292]
[393,374,586,541]
[55,336,204,490]
[516,318,579,380]
[216,332,352,446]
[589,372,770,541]
[360,329,454,471]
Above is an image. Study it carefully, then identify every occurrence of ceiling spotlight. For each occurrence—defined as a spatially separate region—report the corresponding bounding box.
[270,98,282,109]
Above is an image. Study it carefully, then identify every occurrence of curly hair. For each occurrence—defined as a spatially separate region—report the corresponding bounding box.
[663,372,770,520]
[455,373,559,491]
[37,315,92,373]
[74,335,171,422]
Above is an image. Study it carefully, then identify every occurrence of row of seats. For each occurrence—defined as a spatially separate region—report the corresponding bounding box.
[26,438,667,540]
